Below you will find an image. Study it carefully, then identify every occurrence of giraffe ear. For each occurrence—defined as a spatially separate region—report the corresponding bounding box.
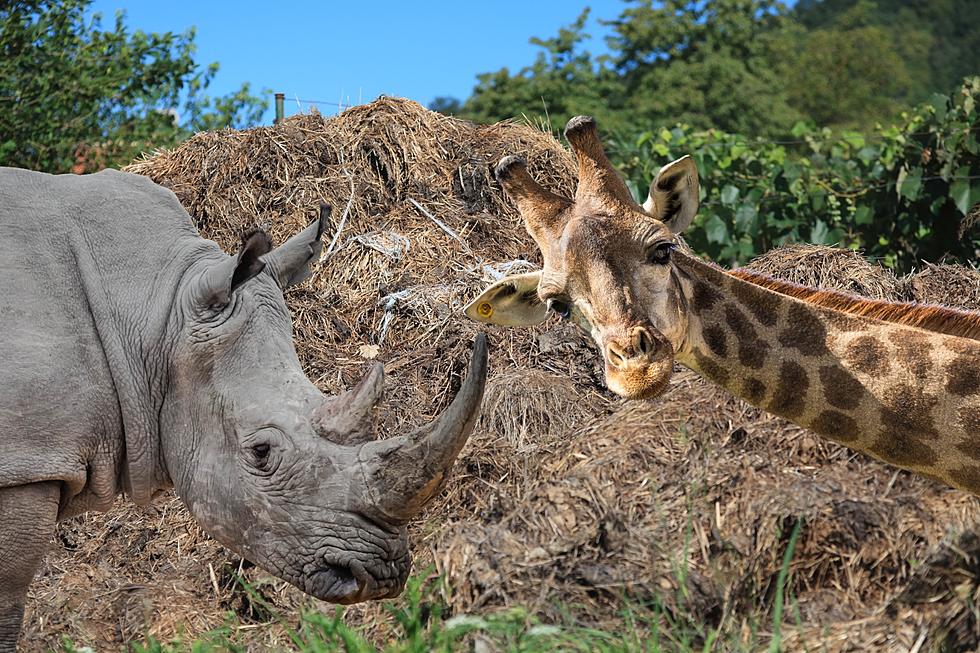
[464,272,548,327]
[644,155,700,234]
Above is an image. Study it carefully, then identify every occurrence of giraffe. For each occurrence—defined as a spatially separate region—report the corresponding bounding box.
[466,115,980,495]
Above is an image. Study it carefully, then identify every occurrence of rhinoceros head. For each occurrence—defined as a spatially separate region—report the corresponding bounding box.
[160,204,488,603]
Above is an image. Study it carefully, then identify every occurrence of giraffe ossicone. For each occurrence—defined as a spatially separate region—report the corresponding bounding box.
[466,115,980,495]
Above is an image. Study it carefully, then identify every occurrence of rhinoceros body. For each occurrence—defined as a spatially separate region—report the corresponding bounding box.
[1,168,201,514]
[0,168,488,651]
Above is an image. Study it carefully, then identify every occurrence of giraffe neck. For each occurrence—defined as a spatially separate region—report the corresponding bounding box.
[671,252,980,495]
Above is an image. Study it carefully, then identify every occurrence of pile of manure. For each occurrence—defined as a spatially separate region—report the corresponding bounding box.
[23,99,980,652]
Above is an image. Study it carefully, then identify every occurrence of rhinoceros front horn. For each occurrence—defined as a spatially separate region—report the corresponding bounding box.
[360,334,489,523]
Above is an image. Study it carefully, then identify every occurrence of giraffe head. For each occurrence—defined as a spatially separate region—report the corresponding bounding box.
[466,116,700,399]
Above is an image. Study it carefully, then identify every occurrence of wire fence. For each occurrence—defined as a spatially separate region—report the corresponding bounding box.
[287,96,980,153]
[5,88,977,150]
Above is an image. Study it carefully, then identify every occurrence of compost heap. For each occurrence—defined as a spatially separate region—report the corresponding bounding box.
[23,98,980,652]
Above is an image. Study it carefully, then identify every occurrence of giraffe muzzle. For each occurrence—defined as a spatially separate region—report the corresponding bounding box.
[603,327,675,399]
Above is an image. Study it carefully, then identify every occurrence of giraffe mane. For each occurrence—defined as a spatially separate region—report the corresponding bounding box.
[729,268,980,341]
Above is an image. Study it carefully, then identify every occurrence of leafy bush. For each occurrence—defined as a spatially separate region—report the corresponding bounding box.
[0,1,268,173]
[609,78,980,272]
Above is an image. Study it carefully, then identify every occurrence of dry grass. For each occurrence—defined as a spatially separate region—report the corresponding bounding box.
[907,260,980,311]
[20,98,980,652]
[737,243,906,301]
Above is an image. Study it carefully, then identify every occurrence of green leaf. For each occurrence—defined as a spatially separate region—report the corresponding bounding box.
[950,179,973,215]
[734,204,758,233]
[720,185,739,206]
[790,121,811,138]
[842,131,865,148]
[857,146,878,165]
[626,179,642,205]
[811,219,831,245]
[704,215,729,245]
[897,167,923,201]
[853,206,874,226]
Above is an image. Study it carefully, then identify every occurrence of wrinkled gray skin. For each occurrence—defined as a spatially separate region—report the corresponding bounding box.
[0,168,488,652]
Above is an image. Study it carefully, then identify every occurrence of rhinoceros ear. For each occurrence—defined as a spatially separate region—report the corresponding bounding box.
[262,202,329,289]
[197,229,273,308]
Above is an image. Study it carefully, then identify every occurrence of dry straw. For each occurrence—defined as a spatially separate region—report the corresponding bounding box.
[740,243,906,301]
[907,260,980,310]
[23,98,980,652]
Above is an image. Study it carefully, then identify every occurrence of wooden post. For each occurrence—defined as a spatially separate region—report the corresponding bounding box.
[274,93,285,125]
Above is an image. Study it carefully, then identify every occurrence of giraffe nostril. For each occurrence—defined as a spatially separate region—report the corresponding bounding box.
[635,328,654,356]
[607,342,628,369]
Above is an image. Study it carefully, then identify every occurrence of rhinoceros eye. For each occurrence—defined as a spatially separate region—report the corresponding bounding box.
[243,430,282,476]
[251,443,271,463]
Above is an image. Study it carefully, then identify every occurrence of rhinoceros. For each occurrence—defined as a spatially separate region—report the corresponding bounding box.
[0,167,488,651]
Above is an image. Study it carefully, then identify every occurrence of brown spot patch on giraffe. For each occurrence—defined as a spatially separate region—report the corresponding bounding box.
[870,434,939,468]
[692,281,723,313]
[956,439,980,462]
[766,360,809,419]
[845,335,890,376]
[946,355,980,396]
[819,365,865,410]
[871,384,941,467]
[949,465,980,494]
[729,277,780,327]
[743,377,767,404]
[825,311,865,332]
[703,323,728,358]
[692,348,730,386]
[888,330,933,380]
[958,405,980,436]
[947,338,979,355]
[810,410,859,442]
[778,303,829,357]
[725,305,769,369]
[880,384,940,439]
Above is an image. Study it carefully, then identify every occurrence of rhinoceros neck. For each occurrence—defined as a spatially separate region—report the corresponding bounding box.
[64,169,220,505]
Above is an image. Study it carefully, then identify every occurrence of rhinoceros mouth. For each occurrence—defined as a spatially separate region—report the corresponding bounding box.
[308,563,362,603]
[307,559,405,604]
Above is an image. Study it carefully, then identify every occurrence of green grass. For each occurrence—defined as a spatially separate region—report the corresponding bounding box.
[59,524,806,653]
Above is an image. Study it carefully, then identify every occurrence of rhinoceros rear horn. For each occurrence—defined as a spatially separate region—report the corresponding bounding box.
[363,334,489,523]
[196,229,273,307]
[312,362,385,446]
[262,202,330,289]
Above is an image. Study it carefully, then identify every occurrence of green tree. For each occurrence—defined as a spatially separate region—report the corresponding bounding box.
[605,0,802,136]
[786,1,927,129]
[453,0,978,136]
[0,0,268,173]
[610,78,980,270]
[794,0,980,106]
[458,1,805,136]
[429,96,463,115]
[459,9,626,132]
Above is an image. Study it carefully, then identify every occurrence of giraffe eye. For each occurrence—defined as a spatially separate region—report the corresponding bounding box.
[546,298,572,320]
[647,242,675,265]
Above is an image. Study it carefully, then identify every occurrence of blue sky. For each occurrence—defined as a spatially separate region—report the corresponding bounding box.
[87,1,626,124]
